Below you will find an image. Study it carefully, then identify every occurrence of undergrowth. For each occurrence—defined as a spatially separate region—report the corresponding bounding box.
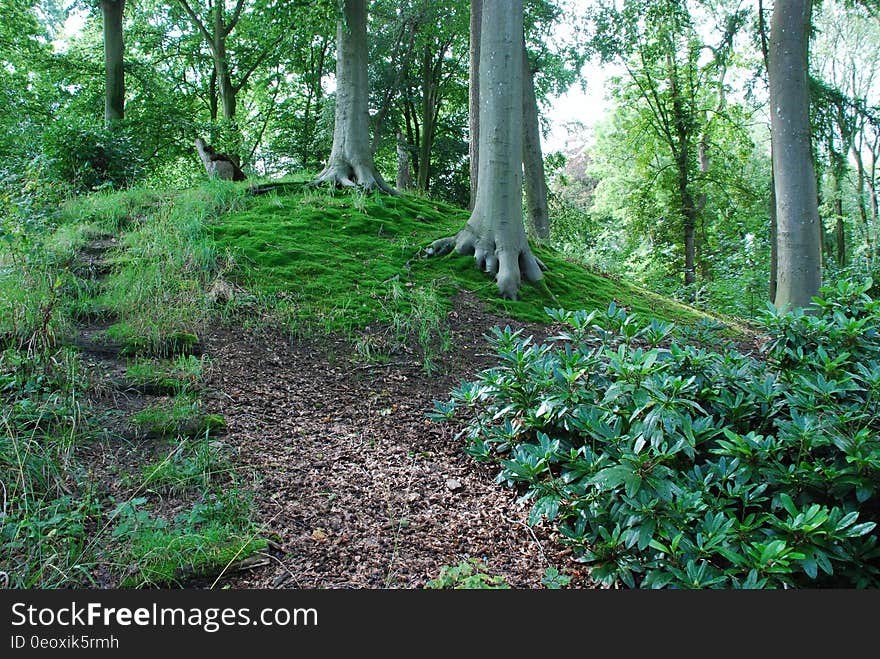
[1,181,261,588]
[432,279,880,588]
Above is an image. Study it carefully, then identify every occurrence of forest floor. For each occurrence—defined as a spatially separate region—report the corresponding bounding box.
[194,291,597,589]
[76,285,595,588]
[65,223,594,587]
[6,183,718,589]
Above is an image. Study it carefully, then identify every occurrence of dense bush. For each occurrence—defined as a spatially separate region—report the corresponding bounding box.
[42,117,144,192]
[432,279,880,588]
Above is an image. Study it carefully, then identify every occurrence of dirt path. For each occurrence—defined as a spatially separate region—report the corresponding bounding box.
[68,234,592,588]
[202,294,595,589]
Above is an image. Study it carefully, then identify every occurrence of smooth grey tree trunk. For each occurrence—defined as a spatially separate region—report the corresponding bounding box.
[522,41,549,240]
[315,0,394,192]
[430,0,542,299]
[101,0,125,128]
[770,0,821,311]
[770,168,778,303]
[468,0,482,210]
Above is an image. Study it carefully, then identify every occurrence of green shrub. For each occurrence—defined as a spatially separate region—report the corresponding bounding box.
[432,279,880,588]
[42,117,143,192]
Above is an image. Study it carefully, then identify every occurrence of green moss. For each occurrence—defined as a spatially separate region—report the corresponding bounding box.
[106,322,200,358]
[125,355,205,394]
[130,394,219,439]
[213,187,712,331]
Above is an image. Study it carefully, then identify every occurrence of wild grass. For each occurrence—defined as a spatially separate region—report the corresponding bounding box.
[1,180,259,589]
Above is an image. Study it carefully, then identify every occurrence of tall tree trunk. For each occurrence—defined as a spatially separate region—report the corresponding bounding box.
[213,7,236,120]
[828,141,847,267]
[835,192,846,267]
[396,131,413,190]
[853,148,874,262]
[770,163,778,303]
[417,46,437,191]
[209,68,219,122]
[429,0,542,299]
[315,0,394,192]
[870,130,879,253]
[468,0,482,209]
[101,0,125,128]
[770,0,821,311]
[522,41,549,240]
[667,50,697,290]
[299,38,328,169]
[758,0,778,303]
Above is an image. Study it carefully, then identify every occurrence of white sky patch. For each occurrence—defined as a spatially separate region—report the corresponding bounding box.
[541,61,621,154]
[538,0,616,155]
[52,8,88,53]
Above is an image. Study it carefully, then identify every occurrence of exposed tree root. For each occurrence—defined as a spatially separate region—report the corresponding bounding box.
[314,162,398,195]
[428,225,546,300]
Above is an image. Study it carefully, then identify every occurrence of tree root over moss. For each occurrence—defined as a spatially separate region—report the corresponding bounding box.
[427,225,546,300]
[314,161,398,195]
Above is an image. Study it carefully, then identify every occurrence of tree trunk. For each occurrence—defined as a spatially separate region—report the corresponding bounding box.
[209,68,219,122]
[853,148,874,263]
[315,0,394,193]
[101,0,125,128]
[522,41,549,240]
[429,0,542,300]
[770,0,821,311]
[832,161,846,267]
[211,6,236,120]
[468,0,482,210]
[667,49,697,290]
[195,137,245,181]
[769,164,778,303]
[417,46,437,192]
[396,131,413,190]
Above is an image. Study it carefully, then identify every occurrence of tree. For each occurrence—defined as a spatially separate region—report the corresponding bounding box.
[522,38,550,239]
[770,0,822,310]
[171,0,301,162]
[368,0,469,196]
[101,0,125,127]
[469,0,482,209]
[586,0,752,295]
[430,0,543,299]
[316,0,394,192]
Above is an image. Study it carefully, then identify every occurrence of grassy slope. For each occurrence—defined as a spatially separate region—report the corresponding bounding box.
[212,184,711,331]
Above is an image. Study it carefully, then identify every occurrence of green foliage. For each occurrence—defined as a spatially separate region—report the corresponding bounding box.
[42,117,144,192]
[108,493,265,587]
[433,280,880,588]
[130,393,225,440]
[540,565,572,588]
[424,559,512,589]
[125,355,206,394]
[138,435,223,494]
[93,182,246,355]
[351,279,452,372]
[0,345,94,587]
